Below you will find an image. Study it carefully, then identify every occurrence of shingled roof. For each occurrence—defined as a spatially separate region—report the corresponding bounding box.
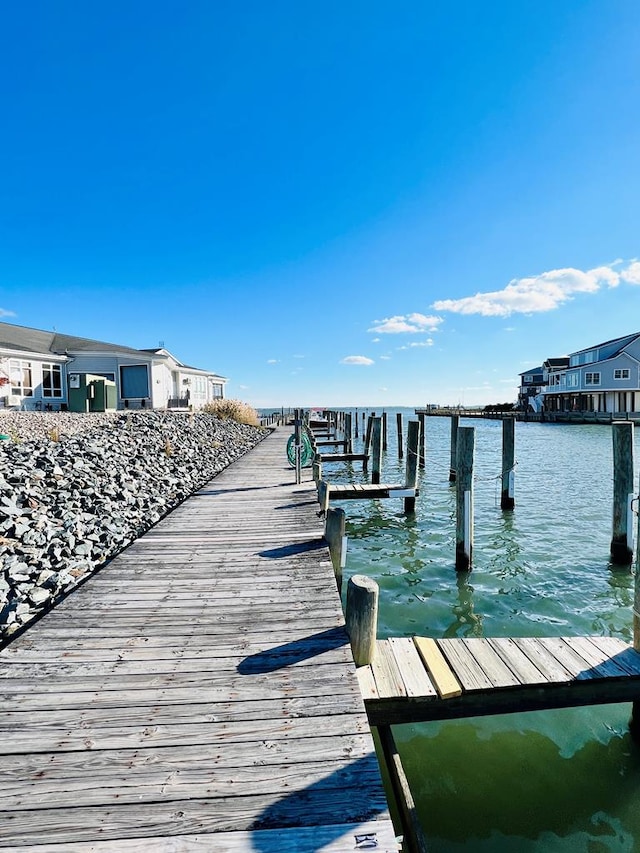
[0,322,144,357]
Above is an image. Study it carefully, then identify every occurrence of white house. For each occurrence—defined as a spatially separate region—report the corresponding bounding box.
[520,332,640,414]
[0,322,227,411]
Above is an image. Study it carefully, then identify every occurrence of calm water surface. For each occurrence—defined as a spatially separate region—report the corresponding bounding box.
[329,409,640,852]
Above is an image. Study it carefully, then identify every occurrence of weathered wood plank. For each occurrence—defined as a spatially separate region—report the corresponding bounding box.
[538,637,599,679]
[0,789,391,847]
[369,639,407,699]
[388,637,437,698]
[511,638,573,682]
[0,821,400,852]
[357,665,379,700]
[437,639,492,691]
[486,638,548,686]
[461,639,520,688]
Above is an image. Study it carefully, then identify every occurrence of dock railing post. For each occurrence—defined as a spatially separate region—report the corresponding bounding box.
[325,507,347,592]
[449,414,459,482]
[418,411,426,469]
[354,409,359,438]
[404,419,420,514]
[345,574,379,666]
[371,417,383,485]
[396,412,404,460]
[455,426,475,571]
[500,417,515,510]
[382,411,388,452]
[611,421,634,565]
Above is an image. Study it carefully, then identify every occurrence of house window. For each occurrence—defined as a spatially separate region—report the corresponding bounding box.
[567,374,579,388]
[119,365,150,399]
[585,372,601,386]
[211,383,223,399]
[523,375,533,383]
[614,369,630,380]
[42,363,63,398]
[9,359,33,396]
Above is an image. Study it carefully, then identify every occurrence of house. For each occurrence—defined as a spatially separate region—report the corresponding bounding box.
[520,332,640,414]
[517,366,544,411]
[0,322,227,412]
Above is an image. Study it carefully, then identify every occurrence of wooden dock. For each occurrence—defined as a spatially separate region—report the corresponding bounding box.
[357,635,640,727]
[0,428,398,852]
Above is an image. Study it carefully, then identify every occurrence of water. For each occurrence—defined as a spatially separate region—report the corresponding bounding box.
[328,409,640,852]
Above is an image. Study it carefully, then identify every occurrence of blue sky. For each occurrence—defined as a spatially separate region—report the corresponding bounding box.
[2,1,640,408]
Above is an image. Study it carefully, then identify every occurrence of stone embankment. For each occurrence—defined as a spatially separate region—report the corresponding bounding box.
[0,411,268,645]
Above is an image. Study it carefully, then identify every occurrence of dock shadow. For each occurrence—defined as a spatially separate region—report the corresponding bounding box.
[250,753,390,852]
[237,627,349,674]
[259,539,325,559]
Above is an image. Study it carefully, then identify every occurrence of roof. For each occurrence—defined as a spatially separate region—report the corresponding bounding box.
[519,366,543,377]
[0,322,144,357]
[569,331,640,359]
[0,322,226,378]
[543,357,570,368]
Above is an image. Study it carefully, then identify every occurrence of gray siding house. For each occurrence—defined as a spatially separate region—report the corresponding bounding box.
[0,322,227,411]
[521,333,640,414]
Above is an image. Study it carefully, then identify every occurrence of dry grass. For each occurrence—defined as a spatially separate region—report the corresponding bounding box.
[202,399,259,426]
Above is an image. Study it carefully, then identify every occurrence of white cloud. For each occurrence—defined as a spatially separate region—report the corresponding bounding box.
[238,384,249,390]
[369,313,444,334]
[379,387,388,392]
[379,355,391,360]
[622,261,640,284]
[371,338,380,343]
[293,354,305,359]
[267,359,279,364]
[0,309,15,318]
[341,355,374,366]
[432,263,634,317]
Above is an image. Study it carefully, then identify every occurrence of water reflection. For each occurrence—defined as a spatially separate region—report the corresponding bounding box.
[443,572,483,638]
[400,722,640,851]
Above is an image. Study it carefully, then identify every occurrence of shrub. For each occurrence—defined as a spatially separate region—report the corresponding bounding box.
[202,399,259,426]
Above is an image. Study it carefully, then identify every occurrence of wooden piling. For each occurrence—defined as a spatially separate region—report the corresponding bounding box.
[404,419,420,513]
[325,507,346,591]
[371,416,383,485]
[355,409,359,438]
[382,411,388,452]
[418,411,426,469]
[449,414,459,482]
[294,408,302,485]
[455,426,475,571]
[500,417,515,511]
[364,414,374,457]
[345,574,379,666]
[378,726,430,853]
[396,412,404,460]
[611,421,634,565]
[344,412,353,454]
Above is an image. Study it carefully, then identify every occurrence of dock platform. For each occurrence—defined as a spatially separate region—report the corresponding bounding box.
[0,428,397,851]
[358,635,640,727]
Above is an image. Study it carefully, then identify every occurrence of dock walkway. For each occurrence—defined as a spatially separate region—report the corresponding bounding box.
[0,428,397,852]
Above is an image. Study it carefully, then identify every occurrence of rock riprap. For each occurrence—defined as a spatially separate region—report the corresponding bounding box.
[0,411,268,644]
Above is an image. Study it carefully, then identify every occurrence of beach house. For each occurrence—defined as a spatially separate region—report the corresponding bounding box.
[0,322,227,412]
